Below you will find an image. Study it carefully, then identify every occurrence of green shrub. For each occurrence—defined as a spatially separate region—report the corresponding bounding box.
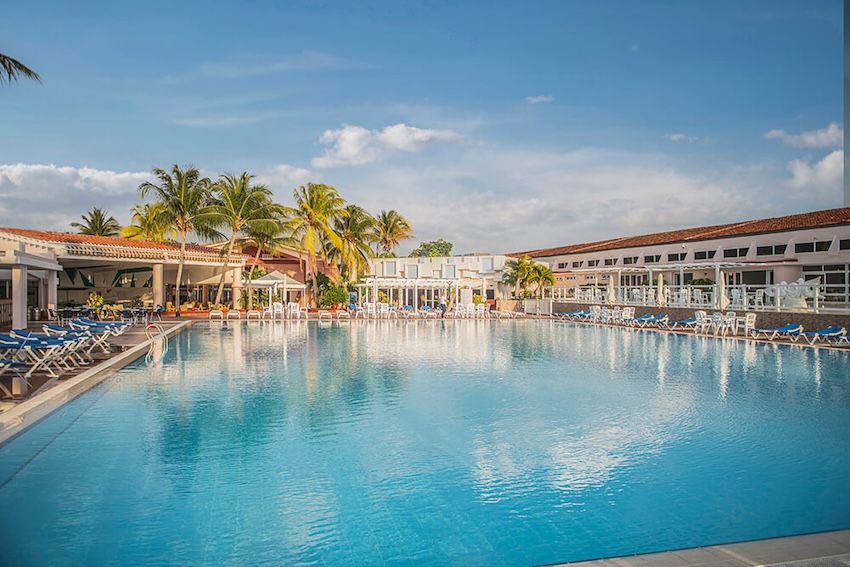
[320,286,348,307]
[86,291,105,309]
[472,294,485,304]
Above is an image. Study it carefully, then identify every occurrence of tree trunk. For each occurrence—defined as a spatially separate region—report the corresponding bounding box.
[175,235,186,318]
[310,253,319,308]
[247,246,262,310]
[213,233,236,306]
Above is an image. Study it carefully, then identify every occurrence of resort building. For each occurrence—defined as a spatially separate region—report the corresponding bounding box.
[514,207,850,311]
[0,228,246,328]
[361,254,516,307]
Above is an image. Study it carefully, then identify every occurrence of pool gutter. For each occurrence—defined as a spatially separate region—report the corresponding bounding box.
[0,320,193,445]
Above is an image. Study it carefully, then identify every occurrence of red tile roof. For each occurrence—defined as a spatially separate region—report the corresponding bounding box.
[510,207,850,258]
[0,227,235,256]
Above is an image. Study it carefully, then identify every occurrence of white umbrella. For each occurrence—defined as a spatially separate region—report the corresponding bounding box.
[656,273,666,306]
[607,276,616,304]
[718,275,730,310]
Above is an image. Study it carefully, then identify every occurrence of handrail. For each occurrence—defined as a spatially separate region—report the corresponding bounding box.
[144,323,169,366]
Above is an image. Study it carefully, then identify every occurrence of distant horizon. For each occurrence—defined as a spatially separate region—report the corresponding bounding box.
[1,0,843,255]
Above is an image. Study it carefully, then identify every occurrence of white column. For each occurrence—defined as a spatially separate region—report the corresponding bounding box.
[47,270,57,312]
[11,265,27,329]
[152,264,164,308]
[413,283,418,310]
[231,267,243,309]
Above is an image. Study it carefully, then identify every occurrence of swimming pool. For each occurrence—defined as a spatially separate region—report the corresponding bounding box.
[0,320,848,565]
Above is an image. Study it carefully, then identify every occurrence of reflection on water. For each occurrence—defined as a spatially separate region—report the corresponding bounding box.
[0,320,848,566]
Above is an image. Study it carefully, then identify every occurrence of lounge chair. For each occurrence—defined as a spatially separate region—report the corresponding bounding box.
[317,310,333,321]
[0,358,33,397]
[790,325,846,345]
[246,309,261,320]
[226,310,241,320]
[43,323,112,355]
[209,309,224,320]
[750,323,802,341]
[637,314,668,328]
[337,309,350,320]
[665,315,697,330]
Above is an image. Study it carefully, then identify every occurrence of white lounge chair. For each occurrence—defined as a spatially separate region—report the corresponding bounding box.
[287,302,302,320]
[318,310,333,321]
[246,309,261,320]
[226,310,241,320]
[209,309,224,320]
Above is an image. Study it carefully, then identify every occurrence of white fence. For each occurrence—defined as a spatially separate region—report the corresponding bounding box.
[522,299,553,315]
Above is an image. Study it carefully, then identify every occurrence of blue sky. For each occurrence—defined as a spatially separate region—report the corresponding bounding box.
[0,0,843,253]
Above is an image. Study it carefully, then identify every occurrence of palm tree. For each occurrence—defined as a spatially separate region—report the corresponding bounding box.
[138,165,219,315]
[283,183,348,307]
[373,210,413,255]
[121,203,176,242]
[527,263,555,298]
[203,172,281,306]
[0,53,40,85]
[331,205,376,282]
[502,255,536,298]
[71,207,121,237]
[240,219,300,310]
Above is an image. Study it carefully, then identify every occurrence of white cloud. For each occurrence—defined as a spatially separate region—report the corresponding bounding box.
[764,122,843,148]
[162,51,346,83]
[0,164,149,230]
[786,150,843,193]
[257,164,314,188]
[311,123,461,168]
[329,147,804,254]
[664,132,701,143]
[525,95,554,105]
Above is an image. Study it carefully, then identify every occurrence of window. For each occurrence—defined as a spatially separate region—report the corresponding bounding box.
[571,261,583,268]
[667,252,686,262]
[694,250,716,260]
[796,241,830,253]
[557,262,568,270]
[644,254,661,264]
[801,264,849,304]
[723,247,749,258]
[604,258,617,266]
[841,239,850,250]
[623,256,639,265]
[587,259,600,267]
[406,264,419,278]
[443,265,456,279]
[481,257,494,272]
[757,244,787,256]
[384,261,397,276]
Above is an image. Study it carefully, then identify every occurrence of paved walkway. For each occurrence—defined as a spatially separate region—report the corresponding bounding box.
[0,320,184,412]
[559,530,850,566]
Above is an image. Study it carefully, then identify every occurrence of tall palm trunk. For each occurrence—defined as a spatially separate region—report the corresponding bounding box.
[213,234,236,306]
[309,253,319,308]
[175,234,187,317]
[247,246,262,310]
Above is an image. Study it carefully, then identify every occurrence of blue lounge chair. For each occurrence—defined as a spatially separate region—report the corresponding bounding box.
[637,314,668,328]
[790,325,846,345]
[666,315,697,330]
[0,358,32,397]
[750,323,802,341]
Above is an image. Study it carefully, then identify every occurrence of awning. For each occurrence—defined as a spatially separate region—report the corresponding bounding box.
[248,270,306,289]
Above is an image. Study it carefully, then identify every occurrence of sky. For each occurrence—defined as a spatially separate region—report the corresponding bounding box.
[0,0,844,254]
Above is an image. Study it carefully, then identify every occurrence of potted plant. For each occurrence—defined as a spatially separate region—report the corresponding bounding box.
[320,286,348,311]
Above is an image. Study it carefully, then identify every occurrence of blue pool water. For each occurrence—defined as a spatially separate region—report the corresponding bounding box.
[0,320,848,565]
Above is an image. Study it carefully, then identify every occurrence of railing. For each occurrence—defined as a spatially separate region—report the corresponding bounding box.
[0,300,11,327]
[549,282,850,313]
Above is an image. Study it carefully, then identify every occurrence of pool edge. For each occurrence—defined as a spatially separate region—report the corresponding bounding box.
[0,320,193,445]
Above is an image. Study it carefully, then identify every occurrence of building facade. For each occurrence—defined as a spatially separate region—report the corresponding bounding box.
[513,207,850,310]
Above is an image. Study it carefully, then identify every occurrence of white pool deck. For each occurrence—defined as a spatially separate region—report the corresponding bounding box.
[558,529,850,566]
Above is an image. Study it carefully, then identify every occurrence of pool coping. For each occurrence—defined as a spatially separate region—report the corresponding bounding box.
[555,528,850,566]
[0,320,193,445]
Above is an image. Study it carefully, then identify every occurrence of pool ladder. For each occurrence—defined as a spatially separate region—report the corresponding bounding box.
[144,323,169,366]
